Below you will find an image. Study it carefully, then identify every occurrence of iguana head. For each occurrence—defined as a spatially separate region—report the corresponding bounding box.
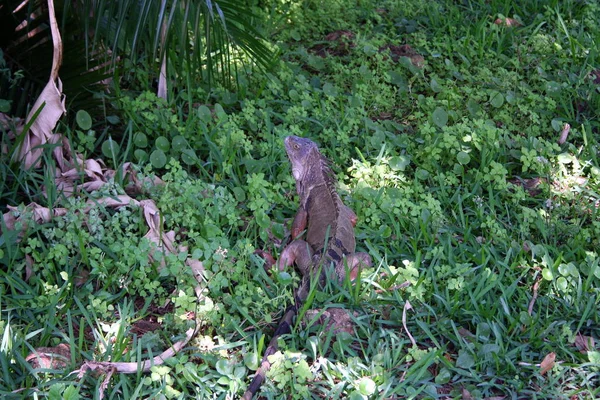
[284,135,318,181]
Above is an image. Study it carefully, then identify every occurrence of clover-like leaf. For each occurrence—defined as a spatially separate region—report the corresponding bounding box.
[134,132,148,148]
[150,149,167,168]
[101,138,120,159]
[155,136,170,152]
[489,91,504,108]
[76,110,92,130]
[457,151,471,165]
[432,107,448,128]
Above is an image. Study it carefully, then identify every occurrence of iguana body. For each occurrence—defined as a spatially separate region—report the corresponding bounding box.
[242,136,371,399]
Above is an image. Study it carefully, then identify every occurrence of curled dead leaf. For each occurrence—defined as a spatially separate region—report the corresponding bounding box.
[13,0,65,169]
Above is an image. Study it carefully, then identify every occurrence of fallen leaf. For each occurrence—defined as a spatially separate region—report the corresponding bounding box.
[13,0,65,169]
[303,307,357,335]
[558,123,571,145]
[494,17,522,27]
[26,343,71,369]
[540,352,556,375]
[574,334,595,353]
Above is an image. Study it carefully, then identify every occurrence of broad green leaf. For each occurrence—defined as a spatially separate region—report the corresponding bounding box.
[216,359,233,375]
[134,149,148,162]
[133,132,148,148]
[150,149,167,168]
[388,71,408,91]
[551,119,563,132]
[588,351,600,364]
[556,276,568,291]
[172,135,188,151]
[415,168,430,180]
[62,385,80,400]
[434,367,452,384]
[0,99,11,113]
[457,151,471,165]
[489,92,504,108]
[278,271,292,284]
[101,138,120,158]
[76,110,92,130]
[323,83,337,97]
[106,115,120,125]
[542,268,553,280]
[256,210,270,228]
[244,352,259,370]
[505,91,517,104]
[389,155,410,171]
[456,350,474,369]
[432,107,448,128]
[198,105,212,122]
[545,81,562,94]
[467,99,481,116]
[363,44,377,56]
[181,149,198,165]
[155,136,170,152]
[557,153,573,164]
[232,187,246,202]
[430,78,443,93]
[214,103,226,119]
[358,378,376,395]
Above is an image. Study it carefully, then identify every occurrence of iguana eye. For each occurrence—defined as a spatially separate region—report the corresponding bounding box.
[293,144,300,149]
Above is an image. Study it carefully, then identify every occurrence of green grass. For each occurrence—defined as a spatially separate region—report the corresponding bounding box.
[2,0,600,398]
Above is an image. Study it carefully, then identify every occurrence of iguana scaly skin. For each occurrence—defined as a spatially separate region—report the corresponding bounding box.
[242,135,372,399]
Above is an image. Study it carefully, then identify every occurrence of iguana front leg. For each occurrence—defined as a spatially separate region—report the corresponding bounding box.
[278,240,313,276]
[291,207,308,240]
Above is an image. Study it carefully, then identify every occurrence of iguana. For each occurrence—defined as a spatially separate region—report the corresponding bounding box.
[242,135,371,399]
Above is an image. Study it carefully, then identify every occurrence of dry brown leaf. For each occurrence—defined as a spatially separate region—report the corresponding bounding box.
[304,308,357,335]
[402,300,416,346]
[25,254,34,281]
[558,123,571,145]
[528,277,541,316]
[540,352,556,375]
[158,19,168,100]
[26,343,71,369]
[462,388,474,400]
[494,17,522,27]
[14,0,66,169]
[574,334,595,353]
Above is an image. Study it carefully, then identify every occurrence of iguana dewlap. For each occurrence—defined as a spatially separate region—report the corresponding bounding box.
[242,135,371,399]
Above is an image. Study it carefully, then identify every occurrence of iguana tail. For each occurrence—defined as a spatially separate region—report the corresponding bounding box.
[241,304,298,400]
